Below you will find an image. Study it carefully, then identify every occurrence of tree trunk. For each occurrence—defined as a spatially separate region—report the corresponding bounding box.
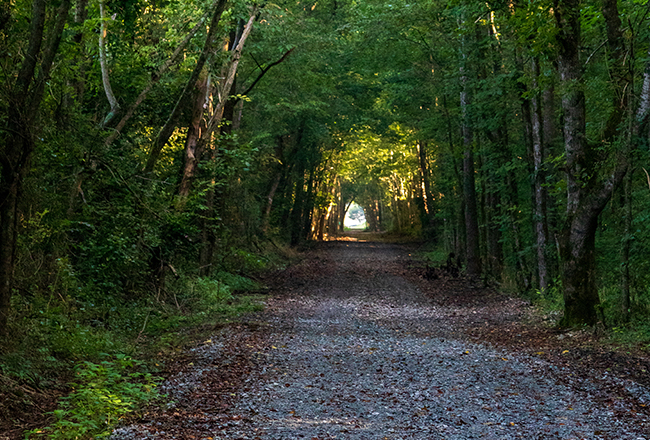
[485,186,502,278]
[0,139,23,334]
[542,63,559,279]
[531,58,550,293]
[620,168,632,321]
[558,206,601,325]
[201,12,256,140]
[199,181,216,277]
[554,0,628,326]
[262,172,282,234]
[72,0,88,102]
[417,140,436,238]
[301,168,315,242]
[461,80,481,277]
[617,46,650,320]
[177,70,210,203]
[506,172,531,292]
[290,166,306,246]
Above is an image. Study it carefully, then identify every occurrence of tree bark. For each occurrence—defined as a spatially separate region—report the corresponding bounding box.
[617,46,650,320]
[301,168,315,241]
[602,0,629,142]
[71,0,88,103]
[554,0,600,325]
[174,11,256,210]
[201,12,256,141]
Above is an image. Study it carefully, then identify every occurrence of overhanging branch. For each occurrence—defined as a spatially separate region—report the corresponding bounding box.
[240,47,295,98]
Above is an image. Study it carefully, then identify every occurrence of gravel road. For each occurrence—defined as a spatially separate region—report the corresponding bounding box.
[112,240,650,439]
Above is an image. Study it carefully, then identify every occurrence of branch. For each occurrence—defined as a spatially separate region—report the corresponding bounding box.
[99,0,120,126]
[584,39,607,66]
[240,47,294,97]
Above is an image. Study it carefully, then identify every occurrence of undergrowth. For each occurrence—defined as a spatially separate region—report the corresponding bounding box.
[27,355,159,439]
[0,241,289,439]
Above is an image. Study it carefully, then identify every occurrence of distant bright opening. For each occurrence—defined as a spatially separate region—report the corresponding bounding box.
[344,202,367,230]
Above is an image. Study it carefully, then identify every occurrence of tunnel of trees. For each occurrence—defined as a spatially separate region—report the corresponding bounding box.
[2,0,650,358]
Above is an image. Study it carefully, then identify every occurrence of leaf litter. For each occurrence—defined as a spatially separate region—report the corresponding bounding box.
[112,240,650,439]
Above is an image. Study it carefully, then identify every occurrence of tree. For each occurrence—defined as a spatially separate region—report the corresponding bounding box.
[0,0,71,335]
[553,0,629,325]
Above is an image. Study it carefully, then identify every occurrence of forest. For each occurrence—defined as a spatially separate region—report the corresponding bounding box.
[2,0,650,435]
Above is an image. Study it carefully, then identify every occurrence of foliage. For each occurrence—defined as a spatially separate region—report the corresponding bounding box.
[3,0,650,432]
[27,355,159,439]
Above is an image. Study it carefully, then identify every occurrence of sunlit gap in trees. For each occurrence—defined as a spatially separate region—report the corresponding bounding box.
[335,124,421,237]
[344,202,367,230]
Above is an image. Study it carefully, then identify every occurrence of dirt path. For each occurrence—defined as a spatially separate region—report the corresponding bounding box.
[112,240,650,439]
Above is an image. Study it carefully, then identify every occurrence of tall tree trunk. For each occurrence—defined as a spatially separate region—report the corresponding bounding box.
[199,178,216,277]
[531,58,550,293]
[542,63,559,279]
[618,46,650,320]
[485,185,502,278]
[459,18,481,276]
[554,0,629,326]
[176,9,256,213]
[461,74,481,277]
[201,12,256,141]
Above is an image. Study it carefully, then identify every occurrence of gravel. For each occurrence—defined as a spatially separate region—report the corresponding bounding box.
[112,240,650,440]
